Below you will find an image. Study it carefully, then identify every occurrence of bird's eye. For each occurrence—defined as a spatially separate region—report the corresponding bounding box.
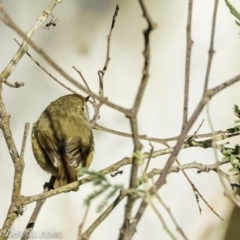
[81,107,84,111]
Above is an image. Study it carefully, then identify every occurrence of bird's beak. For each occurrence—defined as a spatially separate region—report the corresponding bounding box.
[85,96,90,102]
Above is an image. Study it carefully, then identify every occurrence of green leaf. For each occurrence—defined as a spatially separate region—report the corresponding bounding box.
[225,0,240,25]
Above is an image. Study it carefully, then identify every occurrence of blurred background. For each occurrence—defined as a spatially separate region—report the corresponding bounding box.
[1,0,240,239]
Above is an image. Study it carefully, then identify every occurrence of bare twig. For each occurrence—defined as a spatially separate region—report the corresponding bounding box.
[203,0,219,92]
[178,148,223,221]
[144,142,154,172]
[182,0,193,128]
[101,4,120,77]
[94,122,231,144]
[90,4,120,125]
[187,119,205,141]
[98,71,104,98]
[4,80,24,88]
[170,133,222,221]
[73,66,95,101]
[120,1,156,238]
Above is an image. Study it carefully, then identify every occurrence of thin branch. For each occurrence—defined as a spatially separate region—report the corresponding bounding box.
[187,119,204,141]
[120,1,156,238]
[72,66,105,126]
[89,4,120,126]
[203,0,219,92]
[101,4,120,77]
[177,158,202,214]
[182,0,193,128]
[144,142,154,172]
[94,122,231,144]
[4,80,24,88]
[98,71,105,98]
[73,66,95,101]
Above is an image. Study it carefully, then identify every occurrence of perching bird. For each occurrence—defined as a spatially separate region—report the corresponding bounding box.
[31,94,94,191]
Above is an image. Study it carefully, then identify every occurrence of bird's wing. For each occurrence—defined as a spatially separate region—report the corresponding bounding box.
[64,137,92,167]
[36,130,62,168]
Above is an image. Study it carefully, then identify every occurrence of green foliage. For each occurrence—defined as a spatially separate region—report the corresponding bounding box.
[227,125,240,133]
[225,0,240,26]
[80,166,147,212]
[224,105,240,174]
[222,145,240,175]
[233,104,240,118]
[227,105,240,133]
[79,168,123,212]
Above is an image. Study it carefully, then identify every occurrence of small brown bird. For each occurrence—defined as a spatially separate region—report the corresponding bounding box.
[31,94,94,191]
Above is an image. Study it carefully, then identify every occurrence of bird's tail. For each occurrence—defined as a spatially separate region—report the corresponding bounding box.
[54,162,79,191]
